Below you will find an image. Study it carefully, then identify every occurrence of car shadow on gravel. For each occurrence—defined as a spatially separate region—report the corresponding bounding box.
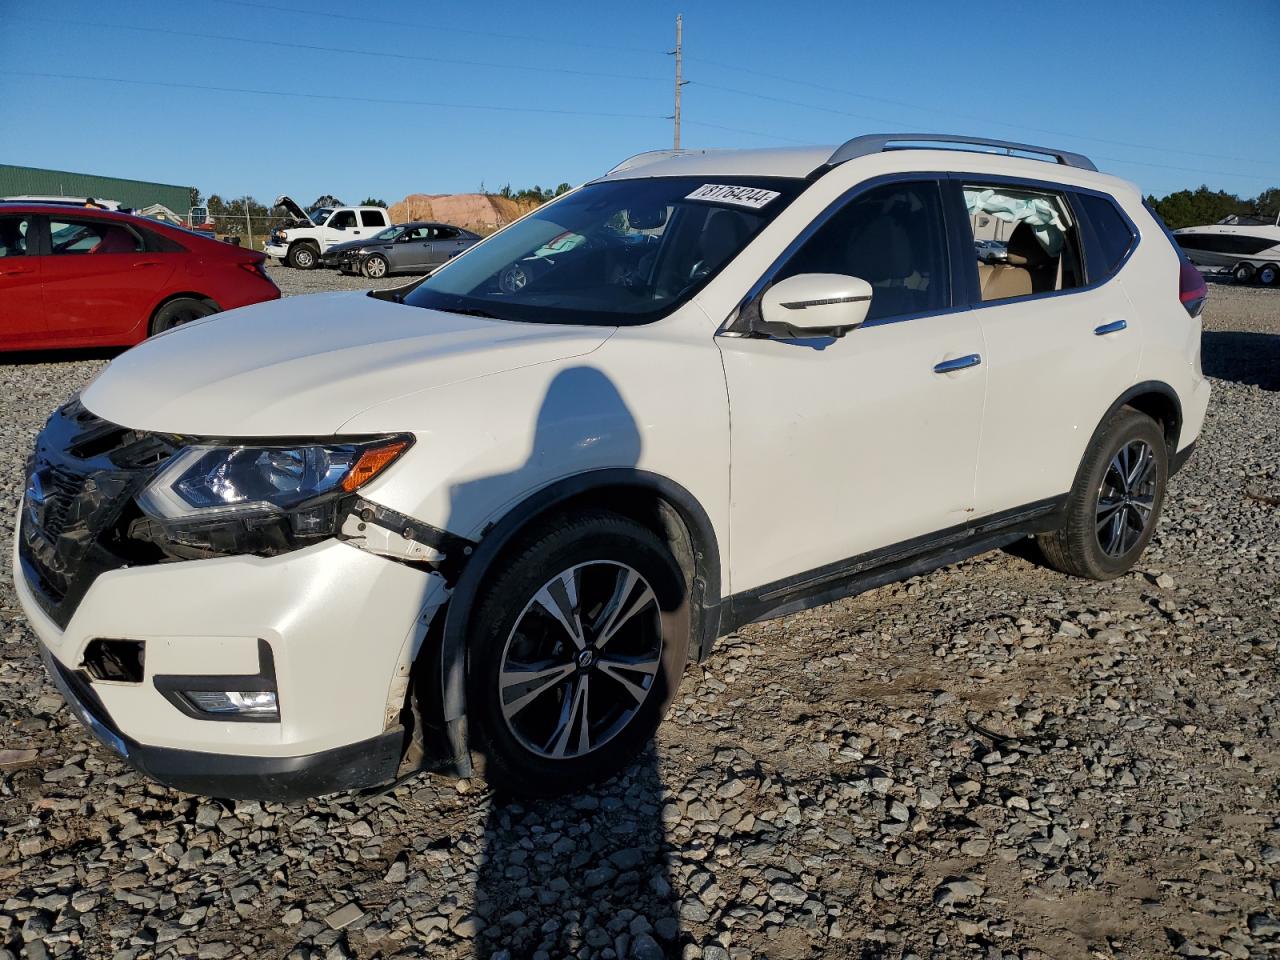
[435,366,681,957]
[1,346,126,365]
[1201,330,1280,390]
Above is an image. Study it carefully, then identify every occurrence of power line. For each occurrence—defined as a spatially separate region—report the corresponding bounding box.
[1,71,666,121]
[14,16,667,84]
[684,56,1277,170]
[208,0,664,57]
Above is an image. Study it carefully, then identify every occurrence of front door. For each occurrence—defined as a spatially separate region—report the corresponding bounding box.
[0,213,44,347]
[719,179,988,594]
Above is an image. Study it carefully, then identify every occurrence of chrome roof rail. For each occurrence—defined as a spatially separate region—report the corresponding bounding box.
[828,134,1097,172]
[604,149,692,176]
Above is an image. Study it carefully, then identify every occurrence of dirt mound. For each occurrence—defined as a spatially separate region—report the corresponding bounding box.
[388,193,539,234]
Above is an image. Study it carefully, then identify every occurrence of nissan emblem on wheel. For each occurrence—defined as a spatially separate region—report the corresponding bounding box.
[16,134,1210,801]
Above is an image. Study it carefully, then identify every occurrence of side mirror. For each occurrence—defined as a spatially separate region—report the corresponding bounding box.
[759,273,873,337]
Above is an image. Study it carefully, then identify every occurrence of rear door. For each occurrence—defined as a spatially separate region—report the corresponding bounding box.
[358,208,386,239]
[0,213,45,347]
[954,177,1141,515]
[432,226,468,263]
[39,214,177,344]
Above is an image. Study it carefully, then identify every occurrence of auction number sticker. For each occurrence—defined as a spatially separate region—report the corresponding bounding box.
[686,183,781,209]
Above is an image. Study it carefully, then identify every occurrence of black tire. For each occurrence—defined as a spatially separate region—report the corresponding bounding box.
[150,297,216,336]
[1233,262,1255,284]
[1038,407,1168,580]
[467,511,689,797]
[1257,263,1279,287]
[362,254,389,279]
[286,243,318,269]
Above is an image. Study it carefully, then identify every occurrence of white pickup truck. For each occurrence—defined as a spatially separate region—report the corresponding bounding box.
[264,196,392,269]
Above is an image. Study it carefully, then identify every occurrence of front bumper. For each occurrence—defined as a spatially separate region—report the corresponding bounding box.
[37,642,404,800]
[263,242,287,258]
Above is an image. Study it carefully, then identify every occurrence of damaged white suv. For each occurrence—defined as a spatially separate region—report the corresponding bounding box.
[17,135,1210,801]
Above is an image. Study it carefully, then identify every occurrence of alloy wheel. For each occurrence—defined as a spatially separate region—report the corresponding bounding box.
[1095,439,1157,557]
[365,256,387,278]
[498,562,663,760]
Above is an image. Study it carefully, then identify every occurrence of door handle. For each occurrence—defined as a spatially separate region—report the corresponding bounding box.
[1094,319,1127,335]
[0,266,32,276]
[133,260,162,268]
[933,354,982,374]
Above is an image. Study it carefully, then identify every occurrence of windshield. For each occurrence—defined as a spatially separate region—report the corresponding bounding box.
[403,176,804,325]
[309,207,333,224]
[372,225,405,241]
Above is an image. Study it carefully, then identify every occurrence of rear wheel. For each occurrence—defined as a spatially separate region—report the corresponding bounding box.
[467,511,689,797]
[1257,263,1278,287]
[1233,262,1255,284]
[362,254,389,279]
[1038,407,1167,580]
[287,243,318,269]
[150,297,216,336]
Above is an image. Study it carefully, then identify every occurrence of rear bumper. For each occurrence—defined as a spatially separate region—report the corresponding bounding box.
[37,641,404,800]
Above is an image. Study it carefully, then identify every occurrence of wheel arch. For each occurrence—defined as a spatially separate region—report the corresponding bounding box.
[1104,380,1182,458]
[427,469,723,775]
[147,292,222,337]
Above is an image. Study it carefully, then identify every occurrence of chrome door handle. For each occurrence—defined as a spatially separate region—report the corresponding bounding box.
[933,354,982,374]
[1094,320,1127,335]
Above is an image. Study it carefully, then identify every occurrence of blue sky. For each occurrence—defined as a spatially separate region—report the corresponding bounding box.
[1,0,1277,207]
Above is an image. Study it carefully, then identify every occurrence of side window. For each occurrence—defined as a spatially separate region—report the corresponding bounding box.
[0,215,32,257]
[48,219,142,255]
[1075,193,1136,280]
[963,184,1084,302]
[435,226,460,240]
[775,180,950,322]
[360,210,384,228]
[328,210,357,229]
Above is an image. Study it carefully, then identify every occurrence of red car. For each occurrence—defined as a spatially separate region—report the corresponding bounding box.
[0,202,280,351]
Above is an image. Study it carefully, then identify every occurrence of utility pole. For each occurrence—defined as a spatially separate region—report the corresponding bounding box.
[671,14,686,150]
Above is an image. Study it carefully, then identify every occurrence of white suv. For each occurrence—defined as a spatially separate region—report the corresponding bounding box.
[17,135,1210,801]
[263,195,392,269]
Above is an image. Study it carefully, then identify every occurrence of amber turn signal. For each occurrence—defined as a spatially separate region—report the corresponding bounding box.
[342,440,409,492]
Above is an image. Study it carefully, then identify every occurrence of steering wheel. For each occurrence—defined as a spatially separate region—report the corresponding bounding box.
[498,262,530,294]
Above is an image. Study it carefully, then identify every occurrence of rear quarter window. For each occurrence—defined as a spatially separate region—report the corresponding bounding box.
[360,210,386,227]
[1076,193,1137,280]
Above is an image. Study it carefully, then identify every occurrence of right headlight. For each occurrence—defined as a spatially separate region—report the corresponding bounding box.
[133,436,410,557]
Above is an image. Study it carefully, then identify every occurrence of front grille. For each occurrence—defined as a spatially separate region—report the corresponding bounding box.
[19,398,177,629]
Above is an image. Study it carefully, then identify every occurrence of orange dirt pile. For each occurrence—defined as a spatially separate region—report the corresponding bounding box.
[388,194,540,235]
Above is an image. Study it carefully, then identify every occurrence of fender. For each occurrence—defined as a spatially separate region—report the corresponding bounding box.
[435,468,722,775]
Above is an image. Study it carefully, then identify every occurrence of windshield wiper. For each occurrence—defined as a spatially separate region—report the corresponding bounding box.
[433,305,504,320]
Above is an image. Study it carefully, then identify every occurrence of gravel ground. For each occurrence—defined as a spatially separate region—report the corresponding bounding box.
[1,267,1277,960]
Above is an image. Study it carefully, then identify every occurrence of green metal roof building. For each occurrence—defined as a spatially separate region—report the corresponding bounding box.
[0,164,193,216]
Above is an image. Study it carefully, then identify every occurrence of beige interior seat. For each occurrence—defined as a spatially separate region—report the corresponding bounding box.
[977,261,1032,300]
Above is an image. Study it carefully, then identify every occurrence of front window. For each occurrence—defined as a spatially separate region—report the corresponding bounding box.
[328,210,357,229]
[404,176,804,325]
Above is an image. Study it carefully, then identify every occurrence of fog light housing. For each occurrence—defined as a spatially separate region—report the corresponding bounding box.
[183,690,279,719]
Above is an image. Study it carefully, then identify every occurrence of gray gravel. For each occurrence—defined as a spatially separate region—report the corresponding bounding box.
[1,267,1277,960]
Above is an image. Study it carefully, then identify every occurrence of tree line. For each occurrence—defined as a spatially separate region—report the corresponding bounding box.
[1146,185,1279,231]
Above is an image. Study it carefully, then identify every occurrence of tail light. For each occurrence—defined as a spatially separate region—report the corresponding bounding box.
[1179,260,1207,317]
[239,260,271,281]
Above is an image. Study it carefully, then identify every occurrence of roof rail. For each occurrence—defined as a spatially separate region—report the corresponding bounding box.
[828,134,1097,172]
[605,149,690,176]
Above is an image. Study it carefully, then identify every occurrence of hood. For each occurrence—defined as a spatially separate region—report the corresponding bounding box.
[274,194,311,222]
[326,237,382,254]
[80,293,613,436]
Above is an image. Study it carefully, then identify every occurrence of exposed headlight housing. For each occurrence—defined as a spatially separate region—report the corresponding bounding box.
[131,437,410,559]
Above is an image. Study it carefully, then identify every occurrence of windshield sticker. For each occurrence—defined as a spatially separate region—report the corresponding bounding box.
[686,183,781,209]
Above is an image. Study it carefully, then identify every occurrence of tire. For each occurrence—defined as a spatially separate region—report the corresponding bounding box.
[150,297,217,336]
[1038,407,1168,580]
[466,511,690,797]
[1257,264,1279,287]
[362,254,389,279]
[1233,263,1255,284]
[286,243,318,269]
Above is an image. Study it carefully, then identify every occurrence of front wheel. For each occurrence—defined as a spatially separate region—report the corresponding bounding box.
[362,254,389,279]
[467,512,689,797]
[1038,407,1168,580]
[287,243,318,269]
[1233,262,1255,284]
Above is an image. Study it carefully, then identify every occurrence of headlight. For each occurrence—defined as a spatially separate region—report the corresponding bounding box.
[278,230,288,241]
[133,437,410,557]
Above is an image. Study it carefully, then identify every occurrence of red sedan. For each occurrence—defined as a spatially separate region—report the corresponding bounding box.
[0,202,280,351]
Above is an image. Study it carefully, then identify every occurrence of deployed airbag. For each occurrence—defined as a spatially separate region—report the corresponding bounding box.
[964,188,1067,255]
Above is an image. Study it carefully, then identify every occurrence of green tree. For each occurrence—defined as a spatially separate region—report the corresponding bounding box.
[360,196,387,208]
[310,194,343,209]
[554,182,572,196]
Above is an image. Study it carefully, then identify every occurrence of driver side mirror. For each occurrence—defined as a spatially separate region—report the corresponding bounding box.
[759,273,873,337]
